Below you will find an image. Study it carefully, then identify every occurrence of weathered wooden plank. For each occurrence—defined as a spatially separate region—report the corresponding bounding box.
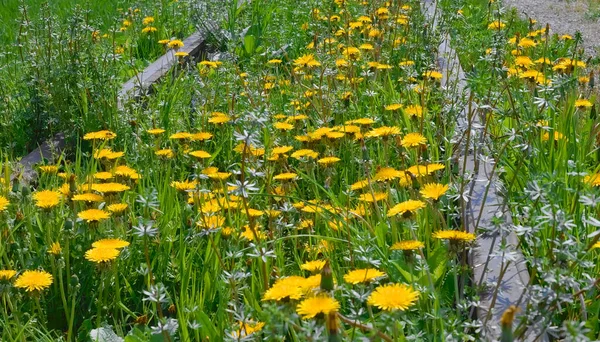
[12,133,65,184]
[118,30,208,108]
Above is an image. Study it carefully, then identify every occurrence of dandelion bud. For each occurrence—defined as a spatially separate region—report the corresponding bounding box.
[70,274,80,288]
[500,305,519,342]
[69,174,77,194]
[326,311,340,342]
[21,184,30,197]
[134,314,149,325]
[320,260,335,291]
[15,211,24,223]
[11,178,20,193]
[64,219,74,232]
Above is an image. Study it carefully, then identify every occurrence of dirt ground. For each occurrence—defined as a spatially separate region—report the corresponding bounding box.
[503,0,600,56]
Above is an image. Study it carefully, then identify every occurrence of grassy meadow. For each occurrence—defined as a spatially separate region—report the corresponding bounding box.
[0,0,600,341]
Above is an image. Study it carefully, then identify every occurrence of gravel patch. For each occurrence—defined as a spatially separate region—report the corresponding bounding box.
[503,0,600,56]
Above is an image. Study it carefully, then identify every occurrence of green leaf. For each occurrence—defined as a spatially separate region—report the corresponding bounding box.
[244,35,256,55]
[427,246,448,284]
[196,311,218,340]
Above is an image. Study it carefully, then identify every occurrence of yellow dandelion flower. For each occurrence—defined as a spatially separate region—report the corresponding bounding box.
[542,131,565,141]
[294,54,321,68]
[83,130,116,141]
[514,56,534,68]
[93,148,115,159]
[301,274,322,291]
[147,128,165,135]
[240,226,266,241]
[0,196,9,211]
[291,149,319,160]
[208,172,231,180]
[401,133,427,148]
[262,276,306,301]
[78,209,110,223]
[346,118,375,125]
[190,132,213,141]
[387,200,426,217]
[189,150,211,159]
[107,203,128,214]
[171,180,197,191]
[350,179,370,191]
[72,193,104,202]
[357,192,388,203]
[317,156,341,166]
[197,215,225,230]
[59,183,71,197]
[359,43,373,50]
[48,242,62,255]
[385,103,403,111]
[272,146,293,155]
[92,238,130,249]
[246,208,264,217]
[364,126,401,138]
[142,26,158,33]
[296,295,340,319]
[373,167,402,182]
[33,190,61,209]
[199,60,222,68]
[423,70,443,80]
[300,260,327,272]
[367,283,419,311]
[488,20,505,30]
[274,122,295,130]
[518,38,537,48]
[208,114,231,124]
[91,183,130,193]
[420,183,449,201]
[343,268,386,284]
[155,149,175,159]
[391,240,424,251]
[232,321,265,339]
[14,270,53,292]
[169,132,192,140]
[274,172,298,181]
[85,247,120,263]
[0,270,16,281]
[142,16,154,25]
[575,99,593,109]
[115,165,141,180]
[39,165,59,174]
[406,163,445,177]
[404,105,423,118]
[93,172,113,180]
[433,230,476,242]
[167,39,184,49]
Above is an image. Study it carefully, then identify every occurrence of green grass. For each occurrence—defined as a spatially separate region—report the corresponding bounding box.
[0,0,143,43]
[0,0,196,157]
[0,0,480,341]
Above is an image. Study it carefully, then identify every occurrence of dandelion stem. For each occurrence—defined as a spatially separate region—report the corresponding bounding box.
[337,313,393,342]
